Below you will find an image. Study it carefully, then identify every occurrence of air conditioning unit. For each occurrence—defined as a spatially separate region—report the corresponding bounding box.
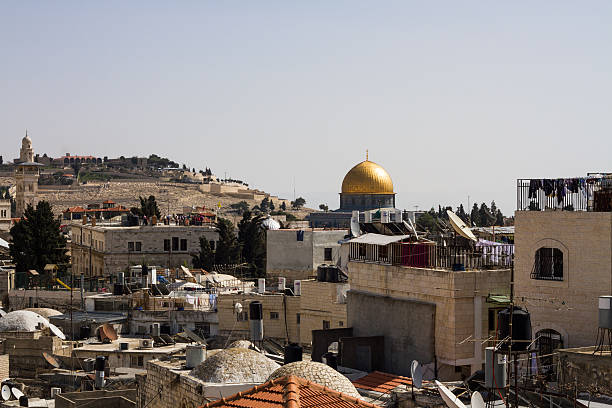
[140,339,153,349]
[364,211,372,223]
[258,278,266,294]
[278,277,286,291]
[380,209,390,223]
[294,280,302,296]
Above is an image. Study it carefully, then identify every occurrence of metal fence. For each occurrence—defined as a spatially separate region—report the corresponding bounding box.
[349,242,513,270]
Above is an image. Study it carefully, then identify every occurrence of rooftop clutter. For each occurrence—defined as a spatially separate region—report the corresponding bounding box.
[0,310,49,332]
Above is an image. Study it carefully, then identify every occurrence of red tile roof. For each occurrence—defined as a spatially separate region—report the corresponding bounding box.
[201,375,377,408]
[352,371,423,394]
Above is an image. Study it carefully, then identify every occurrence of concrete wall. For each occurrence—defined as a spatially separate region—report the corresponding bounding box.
[299,280,348,345]
[56,390,137,408]
[348,290,434,376]
[8,289,98,312]
[266,229,346,282]
[514,211,612,348]
[348,261,510,376]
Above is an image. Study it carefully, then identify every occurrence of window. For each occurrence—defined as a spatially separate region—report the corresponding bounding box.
[128,242,135,252]
[172,237,179,251]
[0,210,6,218]
[296,313,301,325]
[532,247,563,281]
[338,321,344,327]
[270,312,279,320]
[323,320,330,330]
[164,239,170,252]
[135,242,142,252]
[324,248,333,261]
[237,311,249,322]
[180,239,187,251]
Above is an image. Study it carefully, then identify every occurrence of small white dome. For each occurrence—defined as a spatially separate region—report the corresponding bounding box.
[0,310,49,332]
[190,347,279,383]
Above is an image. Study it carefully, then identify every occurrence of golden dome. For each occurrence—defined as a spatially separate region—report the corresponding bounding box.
[341,160,394,194]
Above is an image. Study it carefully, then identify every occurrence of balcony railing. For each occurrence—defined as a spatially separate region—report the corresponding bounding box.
[349,242,513,270]
[517,175,612,212]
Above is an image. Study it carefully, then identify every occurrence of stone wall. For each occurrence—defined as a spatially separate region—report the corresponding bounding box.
[299,280,348,344]
[1,335,68,377]
[8,289,98,312]
[514,211,612,348]
[0,355,9,381]
[557,347,612,396]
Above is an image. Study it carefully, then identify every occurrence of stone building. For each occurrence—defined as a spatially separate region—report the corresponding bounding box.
[14,132,42,217]
[0,199,10,231]
[346,237,511,379]
[70,223,218,278]
[514,175,612,353]
[266,229,347,283]
[309,153,397,228]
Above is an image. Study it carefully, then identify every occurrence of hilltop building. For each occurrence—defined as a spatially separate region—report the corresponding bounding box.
[308,153,396,228]
[14,132,42,217]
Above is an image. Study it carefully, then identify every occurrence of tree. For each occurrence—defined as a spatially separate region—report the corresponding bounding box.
[260,197,270,213]
[456,204,468,223]
[230,201,249,215]
[495,210,504,226]
[269,200,275,212]
[192,237,214,271]
[291,197,306,209]
[139,195,161,218]
[237,211,266,278]
[416,212,441,233]
[280,202,287,211]
[319,204,329,212]
[214,218,239,265]
[478,203,496,227]
[9,201,69,288]
[470,203,480,227]
[0,156,3,165]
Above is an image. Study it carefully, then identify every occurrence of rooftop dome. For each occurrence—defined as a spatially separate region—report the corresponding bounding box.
[227,340,253,349]
[190,347,279,383]
[0,310,49,332]
[24,308,62,319]
[341,159,394,195]
[267,361,361,399]
[262,217,281,230]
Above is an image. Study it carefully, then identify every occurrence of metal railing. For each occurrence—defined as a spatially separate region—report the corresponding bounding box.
[349,242,514,270]
[516,176,612,212]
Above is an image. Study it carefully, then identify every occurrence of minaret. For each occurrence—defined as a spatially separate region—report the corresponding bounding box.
[15,131,41,217]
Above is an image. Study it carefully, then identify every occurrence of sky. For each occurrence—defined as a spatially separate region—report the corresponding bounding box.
[1,1,611,215]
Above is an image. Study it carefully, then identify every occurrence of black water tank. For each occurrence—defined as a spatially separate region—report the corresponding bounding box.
[94,356,106,372]
[497,306,532,351]
[80,326,91,339]
[323,352,338,370]
[19,396,28,407]
[317,266,327,282]
[326,267,339,283]
[113,284,124,295]
[249,301,263,320]
[284,343,303,364]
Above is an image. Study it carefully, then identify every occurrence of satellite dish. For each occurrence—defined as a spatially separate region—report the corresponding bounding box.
[0,309,6,317]
[404,220,418,239]
[1,385,10,401]
[234,303,243,314]
[411,360,423,389]
[11,387,23,400]
[446,210,477,242]
[471,391,485,408]
[49,323,66,340]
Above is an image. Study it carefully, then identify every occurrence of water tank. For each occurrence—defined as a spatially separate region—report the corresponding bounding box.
[151,323,161,337]
[317,266,327,282]
[185,345,206,368]
[249,301,264,342]
[19,396,28,407]
[599,296,612,329]
[113,284,124,295]
[94,356,106,389]
[326,267,339,283]
[258,278,266,294]
[322,352,338,370]
[485,347,507,388]
[284,343,303,364]
[79,326,91,339]
[497,306,532,351]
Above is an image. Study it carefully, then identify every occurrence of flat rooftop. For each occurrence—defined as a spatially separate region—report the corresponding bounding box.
[75,337,187,354]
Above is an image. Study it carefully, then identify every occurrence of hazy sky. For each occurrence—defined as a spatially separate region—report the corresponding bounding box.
[2,1,611,214]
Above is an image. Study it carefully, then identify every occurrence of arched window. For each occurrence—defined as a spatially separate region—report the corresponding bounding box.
[532,247,563,281]
[536,329,563,371]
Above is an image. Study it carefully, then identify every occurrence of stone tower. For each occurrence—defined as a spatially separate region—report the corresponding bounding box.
[15,132,41,217]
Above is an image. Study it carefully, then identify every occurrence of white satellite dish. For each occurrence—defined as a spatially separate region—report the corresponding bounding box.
[410,360,423,389]
[435,380,467,408]
[11,387,23,400]
[49,323,66,340]
[404,220,418,239]
[471,391,485,408]
[1,385,10,401]
[234,303,243,314]
[446,210,477,242]
[350,213,361,237]
[0,309,6,317]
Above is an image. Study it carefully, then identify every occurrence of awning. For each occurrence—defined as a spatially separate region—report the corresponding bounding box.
[487,295,510,304]
[348,233,410,246]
